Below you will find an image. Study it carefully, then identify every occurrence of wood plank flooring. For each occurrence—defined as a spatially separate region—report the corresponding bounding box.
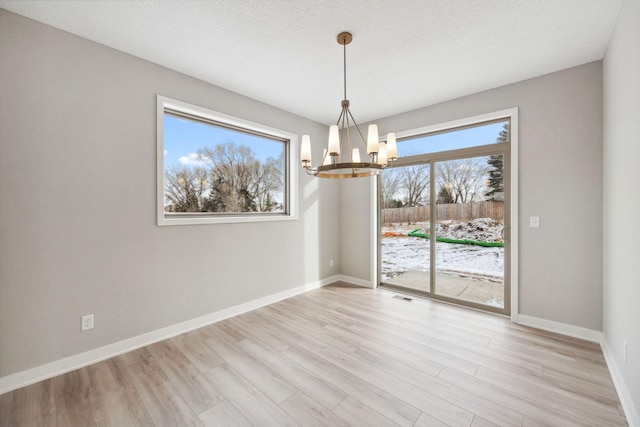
[0,283,627,426]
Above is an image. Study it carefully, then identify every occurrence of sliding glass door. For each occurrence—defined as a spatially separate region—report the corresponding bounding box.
[380,164,431,293]
[379,115,512,315]
[432,155,506,309]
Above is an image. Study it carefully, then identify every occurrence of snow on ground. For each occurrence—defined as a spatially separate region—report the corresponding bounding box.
[382,218,504,282]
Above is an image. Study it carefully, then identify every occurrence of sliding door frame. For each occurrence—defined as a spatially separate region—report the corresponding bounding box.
[375,108,518,319]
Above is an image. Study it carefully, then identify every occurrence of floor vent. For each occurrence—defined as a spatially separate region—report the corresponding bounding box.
[393,295,413,302]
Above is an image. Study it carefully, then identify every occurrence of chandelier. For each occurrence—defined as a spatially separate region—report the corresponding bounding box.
[301,32,398,178]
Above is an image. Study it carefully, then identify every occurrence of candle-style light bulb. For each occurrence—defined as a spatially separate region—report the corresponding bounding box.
[352,148,361,163]
[367,124,379,154]
[328,125,340,155]
[386,133,397,160]
[301,135,311,165]
[377,142,388,166]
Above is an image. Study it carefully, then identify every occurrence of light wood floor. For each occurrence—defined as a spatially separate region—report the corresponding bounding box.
[0,283,627,426]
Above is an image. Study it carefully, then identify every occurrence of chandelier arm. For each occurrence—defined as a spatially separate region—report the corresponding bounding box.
[345,109,368,150]
[347,112,360,175]
[347,109,379,164]
[335,104,347,127]
[336,106,347,164]
[342,108,353,174]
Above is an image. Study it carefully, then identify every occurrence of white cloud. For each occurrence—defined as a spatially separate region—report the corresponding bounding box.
[164,150,168,156]
[178,152,207,167]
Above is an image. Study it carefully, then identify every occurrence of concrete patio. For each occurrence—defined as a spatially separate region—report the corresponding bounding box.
[383,269,504,308]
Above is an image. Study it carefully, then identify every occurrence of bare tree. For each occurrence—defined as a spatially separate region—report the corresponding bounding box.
[380,168,402,208]
[198,143,283,213]
[400,164,430,207]
[436,158,490,203]
[164,165,208,212]
[248,154,284,212]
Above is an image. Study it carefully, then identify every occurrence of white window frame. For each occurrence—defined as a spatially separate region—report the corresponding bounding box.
[156,95,298,226]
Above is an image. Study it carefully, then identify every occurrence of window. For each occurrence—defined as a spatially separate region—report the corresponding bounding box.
[396,118,509,158]
[157,96,298,225]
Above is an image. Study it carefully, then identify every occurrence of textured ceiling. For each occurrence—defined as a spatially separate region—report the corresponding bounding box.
[0,0,622,124]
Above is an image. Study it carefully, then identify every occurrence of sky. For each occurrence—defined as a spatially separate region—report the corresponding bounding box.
[397,120,507,157]
[164,114,507,170]
[163,114,284,168]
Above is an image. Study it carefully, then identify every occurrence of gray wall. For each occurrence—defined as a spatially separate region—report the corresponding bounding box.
[341,62,604,331]
[603,0,640,415]
[0,10,339,377]
[0,5,620,388]
[339,178,374,281]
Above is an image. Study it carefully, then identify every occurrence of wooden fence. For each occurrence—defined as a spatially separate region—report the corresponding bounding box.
[382,201,504,224]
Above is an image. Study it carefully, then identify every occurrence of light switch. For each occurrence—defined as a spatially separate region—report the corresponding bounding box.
[530,216,540,228]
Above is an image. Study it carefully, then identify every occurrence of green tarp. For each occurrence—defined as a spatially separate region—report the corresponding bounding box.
[408,229,504,248]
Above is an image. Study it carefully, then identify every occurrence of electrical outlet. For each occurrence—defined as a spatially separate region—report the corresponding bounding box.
[623,341,628,362]
[81,314,94,331]
[330,258,334,267]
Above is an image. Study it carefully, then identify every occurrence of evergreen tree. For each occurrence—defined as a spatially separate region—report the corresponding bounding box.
[203,176,227,212]
[485,154,504,200]
[485,124,507,200]
[387,199,403,208]
[240,186,257,212]
[437,185,455,204]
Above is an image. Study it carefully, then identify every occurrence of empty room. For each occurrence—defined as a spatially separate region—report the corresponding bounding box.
[0,1,638,426]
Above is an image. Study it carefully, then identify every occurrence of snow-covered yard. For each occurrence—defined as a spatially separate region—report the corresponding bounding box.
[381,218,504,283]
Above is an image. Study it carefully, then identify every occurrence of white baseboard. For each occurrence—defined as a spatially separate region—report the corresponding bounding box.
[601,339,640,427]
[514,315,640,425]
[335,274,373,288]
[515,314,602,343]
[0,276,339,394]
